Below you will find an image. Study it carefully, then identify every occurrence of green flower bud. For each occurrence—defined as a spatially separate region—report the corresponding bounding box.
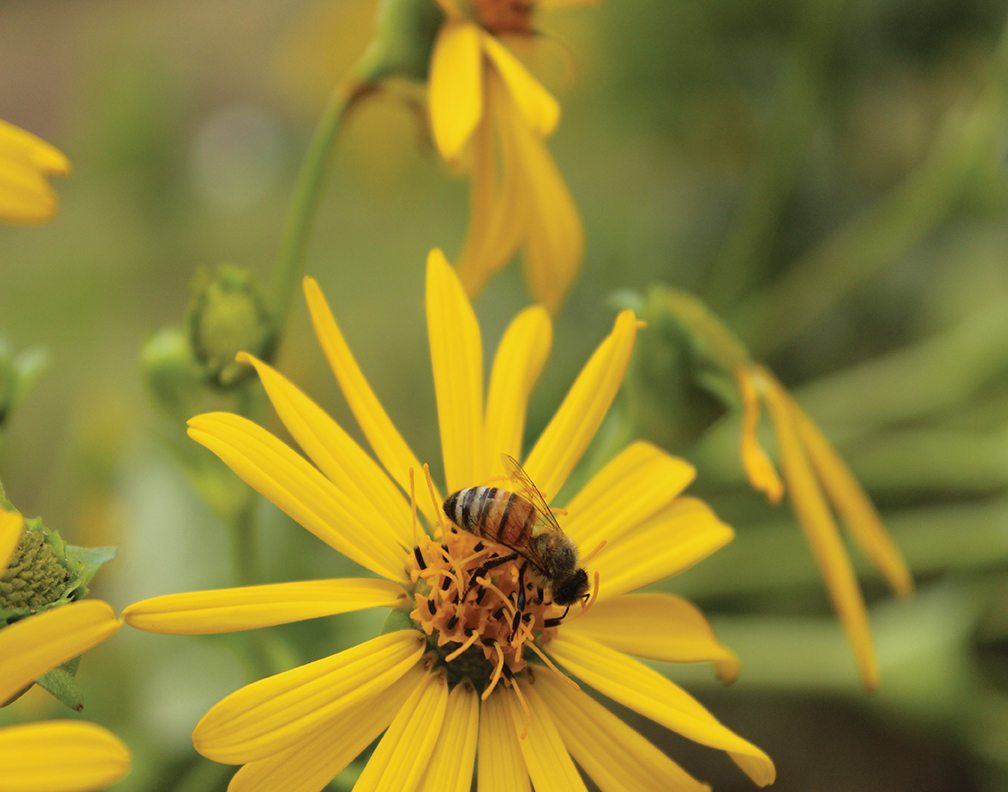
[0,517,118,626]
[356,0,445,83]
[141,326,204,420]
[186,264,277,390]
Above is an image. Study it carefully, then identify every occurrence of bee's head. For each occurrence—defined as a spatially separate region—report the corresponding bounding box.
[552,567,590,607]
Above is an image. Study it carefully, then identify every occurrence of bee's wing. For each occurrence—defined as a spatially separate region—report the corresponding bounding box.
[501,454,564,535]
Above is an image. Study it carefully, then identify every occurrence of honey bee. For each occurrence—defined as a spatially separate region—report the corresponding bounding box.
[443,455,590,627]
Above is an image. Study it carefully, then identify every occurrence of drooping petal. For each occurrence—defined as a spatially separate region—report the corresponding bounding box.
[481,33,560,138]
[534,671,710,792]
[0,600,121,705]
[562,442,695,551]
[499,99,583,315]
[0,507,23,573]
[352,670,449,792]
[783,379,913,598]
[546,633,775,787]
[429,22,484,160]
[523,310,638,500]
[484,306,552,474]
[505,680,587,792]
[588,497,734,603]
[0,119,70,225]
[427,249,486,492]
[736,366,784,503]
[304,277,442,528]
[122,579,407,635]
[192,630,424,764]
[759,373,879,690]
[229,663,425,792]
[238,354,413,550]
[416,680,479,792]
[456,83,525,299]
[188,413,407,583]
[0,721,130,792]
[563,593,740,683]
[477,685,530,792]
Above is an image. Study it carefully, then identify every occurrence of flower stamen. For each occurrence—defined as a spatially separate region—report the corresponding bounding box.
[423,463,446,539]
[507,667,532,739]
[482,641,506,701]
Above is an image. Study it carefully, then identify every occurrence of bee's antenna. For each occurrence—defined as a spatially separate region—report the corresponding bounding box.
[423,463,445,539]
[581,539,606,564]
[409,467,418,548]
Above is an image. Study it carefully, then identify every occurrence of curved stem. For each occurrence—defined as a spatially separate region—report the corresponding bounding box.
[268,78,377,334]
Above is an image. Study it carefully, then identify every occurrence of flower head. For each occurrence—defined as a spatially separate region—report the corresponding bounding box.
[0,120,71,225]
[429,1,585,312]
[124,250,774,790]
[0,506,130,792]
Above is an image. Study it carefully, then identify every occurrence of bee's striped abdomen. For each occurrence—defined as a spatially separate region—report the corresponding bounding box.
[443,487,537,546]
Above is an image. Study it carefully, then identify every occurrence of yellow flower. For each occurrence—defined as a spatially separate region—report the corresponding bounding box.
[0,120,71,225]
[123,249,775,791]
[0,508,130,792]
[736,363,914,690]
[429,0,585,313]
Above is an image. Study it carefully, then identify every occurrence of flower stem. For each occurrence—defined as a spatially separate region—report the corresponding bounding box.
[267,78,376,335]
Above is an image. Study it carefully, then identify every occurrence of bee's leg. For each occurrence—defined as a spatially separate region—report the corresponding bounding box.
[469,551,518,585]
[511,561,528,635]
[543,604,571,629]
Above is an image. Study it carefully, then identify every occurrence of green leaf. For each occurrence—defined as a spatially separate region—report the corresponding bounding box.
[64,544,119,600]
[36,656,84,712]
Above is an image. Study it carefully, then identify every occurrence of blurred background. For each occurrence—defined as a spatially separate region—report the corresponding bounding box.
[3,0,1008,789]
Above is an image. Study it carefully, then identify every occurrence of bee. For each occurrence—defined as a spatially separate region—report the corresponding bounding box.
[443,454,590,629]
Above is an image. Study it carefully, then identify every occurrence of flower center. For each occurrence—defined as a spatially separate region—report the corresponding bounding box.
[467,0,534,35]
[408,527,564,698]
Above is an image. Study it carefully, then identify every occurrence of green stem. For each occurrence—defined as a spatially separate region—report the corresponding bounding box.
[267,78,376,333]
[732,16,1008,357]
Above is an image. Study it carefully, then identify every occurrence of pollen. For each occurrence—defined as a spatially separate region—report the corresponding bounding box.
[408,527,565,697]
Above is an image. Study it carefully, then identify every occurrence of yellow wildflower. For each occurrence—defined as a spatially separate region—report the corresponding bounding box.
[123,250,775,790]
[429,0,585,313]
[0,508,130,792]
[737,363,914,690]
[0,120,71,224]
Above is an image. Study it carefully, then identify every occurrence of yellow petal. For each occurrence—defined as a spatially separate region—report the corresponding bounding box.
[239,353,413,551]
[562,442,696,552]
[498,99,583,314]
[0,721,130,792]
[456,85,525,299]
[478,687,530,792]
[416,680,479,792]
[760,373,879,690]
[429,22,484,160]
[0,507,23,574]
[0,601,121,705]
[546,633,775,786]
[0,158,58,224]
[523,310,637,500]
[505,680,587,792]
[188,413,407,583]
[304,277,442,528]
[481,33,560,138]
[736,366,784,503]
[484,306,552,474]
[534,671,710,792]
[0,119,71,174]
[588,497,734,603]
[427,248,486,492]
[785,382,913,598]
[352,670,449,792]
[192,630,424,764]
[122,579,407,635]
[564,593,740,683]
[229,663,425,792]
